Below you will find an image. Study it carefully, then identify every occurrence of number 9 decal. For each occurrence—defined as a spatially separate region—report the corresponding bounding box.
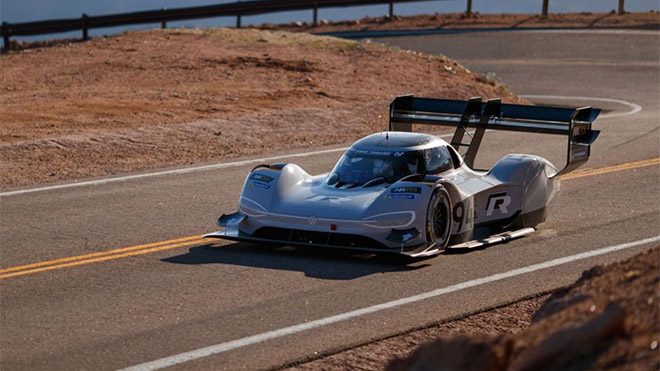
[452,199,474,233]
[452,202,465,232]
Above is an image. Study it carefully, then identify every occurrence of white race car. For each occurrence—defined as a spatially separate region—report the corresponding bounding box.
[206,95,600,257]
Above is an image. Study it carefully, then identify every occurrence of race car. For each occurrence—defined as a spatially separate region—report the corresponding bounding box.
[205,95,600,257]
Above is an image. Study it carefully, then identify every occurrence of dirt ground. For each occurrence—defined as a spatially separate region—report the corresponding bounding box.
[284,248,659,370]
[265,11,660,33]
[0,28,522,189]
[2,13,656,189]
[284,295,546,370]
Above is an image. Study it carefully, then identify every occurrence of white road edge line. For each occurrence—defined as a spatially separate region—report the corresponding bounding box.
[520,95,642,119]
[0,147,347,197]
[0,132,454,197]
[1,95,642,198]
[522,29,659,36]
[120,235,660,371]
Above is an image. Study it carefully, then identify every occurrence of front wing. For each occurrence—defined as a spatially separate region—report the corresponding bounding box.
[203,212,535,258]
[203,212,442,258]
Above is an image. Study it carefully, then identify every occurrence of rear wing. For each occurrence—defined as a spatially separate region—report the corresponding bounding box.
[389,95,600,177]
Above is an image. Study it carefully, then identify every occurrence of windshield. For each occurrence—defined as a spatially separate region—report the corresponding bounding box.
[328,149,422,187]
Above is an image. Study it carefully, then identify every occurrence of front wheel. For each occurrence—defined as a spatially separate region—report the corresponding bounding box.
[426,187,452,250]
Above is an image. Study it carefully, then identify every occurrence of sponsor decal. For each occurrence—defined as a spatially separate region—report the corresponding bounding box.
[485,192,511,216]
[388,194,415,200]
[391,186,422,194]
[250,181,271,190]
[249,173,274,183]
[572,123,589,137]
[572,147,589,160]
[351,149,404,157]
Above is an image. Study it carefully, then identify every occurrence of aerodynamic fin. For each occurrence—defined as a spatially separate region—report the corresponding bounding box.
[388,95,600,177]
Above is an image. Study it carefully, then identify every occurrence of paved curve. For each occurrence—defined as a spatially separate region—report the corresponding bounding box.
[1,29,658,370]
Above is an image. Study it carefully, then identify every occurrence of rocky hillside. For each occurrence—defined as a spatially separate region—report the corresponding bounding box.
[387,248,659,371]
[0,28,521,188]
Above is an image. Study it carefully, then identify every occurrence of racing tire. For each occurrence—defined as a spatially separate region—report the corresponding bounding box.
[426,186,452,250]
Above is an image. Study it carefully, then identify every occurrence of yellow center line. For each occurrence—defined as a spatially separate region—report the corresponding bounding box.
[0,239,209,280]
[0,235,204,274]
[559,157,660,180]
[1,157,658,280]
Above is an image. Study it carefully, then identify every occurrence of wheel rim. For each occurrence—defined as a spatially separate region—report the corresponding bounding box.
[432,197,450,242]
[428,189,451,247]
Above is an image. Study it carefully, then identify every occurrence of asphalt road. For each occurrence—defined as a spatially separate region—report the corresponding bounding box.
[1,29,658,370]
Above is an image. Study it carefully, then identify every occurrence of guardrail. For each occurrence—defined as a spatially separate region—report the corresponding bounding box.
[540,0,626,17]
[0,0,441,49]
[1,0,627,50]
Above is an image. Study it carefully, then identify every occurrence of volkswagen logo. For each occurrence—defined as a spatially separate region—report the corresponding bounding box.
[308,216,317,226]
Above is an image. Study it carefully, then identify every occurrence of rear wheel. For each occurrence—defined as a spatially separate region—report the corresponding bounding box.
[426,187,452,250]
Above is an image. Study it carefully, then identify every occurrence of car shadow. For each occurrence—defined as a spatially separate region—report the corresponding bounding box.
[162,241,431,280]
[442,246,487,254]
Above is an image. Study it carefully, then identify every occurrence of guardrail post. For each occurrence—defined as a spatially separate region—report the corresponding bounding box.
[313,1,318,26]
[541,0,549,18]
[161,8,167,29]
[82,13,89,40]
[1,22,9,52]
[388,0,393,18]
[618,0,625,14]
[466,0,472,17]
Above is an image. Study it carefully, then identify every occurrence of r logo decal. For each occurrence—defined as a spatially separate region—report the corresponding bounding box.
[485,192,511,216]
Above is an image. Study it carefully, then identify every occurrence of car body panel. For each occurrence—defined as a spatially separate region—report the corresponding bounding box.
[207,133,559,256]
[205,96,599,257]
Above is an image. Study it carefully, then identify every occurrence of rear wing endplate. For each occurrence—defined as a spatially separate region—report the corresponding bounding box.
[389,95,600,177]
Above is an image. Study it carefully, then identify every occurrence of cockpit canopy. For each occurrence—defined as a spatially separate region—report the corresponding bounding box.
[327,132,456,188]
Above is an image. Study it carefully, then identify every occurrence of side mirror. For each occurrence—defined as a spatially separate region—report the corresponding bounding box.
[326,173,338,185]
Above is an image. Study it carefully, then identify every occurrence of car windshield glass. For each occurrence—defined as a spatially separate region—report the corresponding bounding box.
[329,149,421,187]
[424,146,454,174]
